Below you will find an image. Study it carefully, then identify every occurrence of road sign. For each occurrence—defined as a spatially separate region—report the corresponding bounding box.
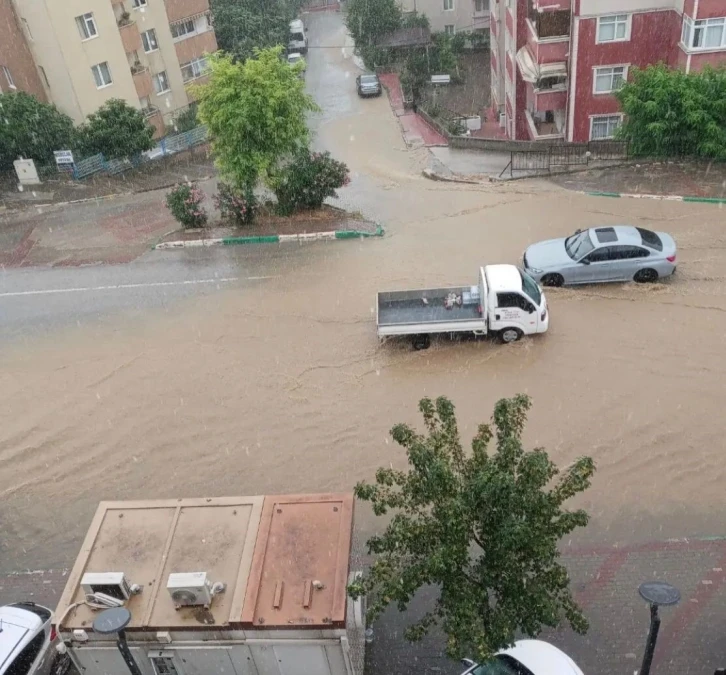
[54,150,74,165]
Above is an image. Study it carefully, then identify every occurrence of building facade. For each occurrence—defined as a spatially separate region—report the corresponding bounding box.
[0,0,47,99]
[11,0,217,137]
[400,0,490,35]
[491,0,726,142]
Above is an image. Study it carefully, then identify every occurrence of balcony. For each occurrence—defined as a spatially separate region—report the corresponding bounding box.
[525,109,565,140]
[527,0,570,39]
[174,29,217,63]
[165,0,211,24]
[118,21,142,53]
[516,46,567,88]
[132,67,153,98]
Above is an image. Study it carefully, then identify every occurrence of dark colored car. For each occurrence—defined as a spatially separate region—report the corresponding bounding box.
[356,73,381,97]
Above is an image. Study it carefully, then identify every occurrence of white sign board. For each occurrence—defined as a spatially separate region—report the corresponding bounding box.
[14,158,41,186]
[54,150,74,165]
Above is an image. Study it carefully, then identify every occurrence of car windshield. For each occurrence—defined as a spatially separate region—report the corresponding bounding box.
[471,655,534,675]
[637,227,663,251]
[361,75,378,84]
[565,230,595,260]
[520,270,541,306]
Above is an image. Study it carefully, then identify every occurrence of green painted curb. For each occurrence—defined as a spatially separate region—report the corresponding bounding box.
[586,191,621,198]
[222,235,280,245]
[682,196,726,204]
[335,225,385,239]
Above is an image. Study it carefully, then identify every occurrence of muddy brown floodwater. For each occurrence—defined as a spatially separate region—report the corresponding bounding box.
[2,27,726,572]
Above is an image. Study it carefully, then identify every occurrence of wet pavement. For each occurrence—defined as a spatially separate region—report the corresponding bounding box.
[3,9,726,675]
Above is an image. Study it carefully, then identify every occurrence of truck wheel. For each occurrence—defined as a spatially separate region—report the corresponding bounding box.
[541,273,564,287]
[412,335,431,350]
[634,268,658,283]
[499,328,523,344]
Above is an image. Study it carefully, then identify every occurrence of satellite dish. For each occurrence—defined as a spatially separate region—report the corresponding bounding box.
[92,607,132,634]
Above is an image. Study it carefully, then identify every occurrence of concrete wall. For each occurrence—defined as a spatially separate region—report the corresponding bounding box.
[0,0,47,99]
[401,0,490,33]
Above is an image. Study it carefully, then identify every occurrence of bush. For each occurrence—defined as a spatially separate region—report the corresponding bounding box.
[165,183,208,228]
[78,98,154,160]
[272,151,350,216]
[214,182,257,225]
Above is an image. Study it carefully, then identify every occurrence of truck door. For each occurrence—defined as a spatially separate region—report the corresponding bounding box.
[492,292,537,333]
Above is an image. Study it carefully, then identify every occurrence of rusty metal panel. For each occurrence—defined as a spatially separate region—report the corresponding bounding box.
[239,494,354,630]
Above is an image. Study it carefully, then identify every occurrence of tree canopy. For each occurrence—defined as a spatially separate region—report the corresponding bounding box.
[0,92,76,170]
[210,0,302,63]
[194,49,318,188]
[616,63,726,159]
[345,0,401,51]
[348,395,595,662]
[77,98,154,160]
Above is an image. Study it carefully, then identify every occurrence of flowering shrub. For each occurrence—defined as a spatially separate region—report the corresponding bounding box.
[214,182,257,225]
[165,183,208,228]
[272,151,350,216]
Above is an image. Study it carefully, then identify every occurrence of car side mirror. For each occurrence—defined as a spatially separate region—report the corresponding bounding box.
[461,658,476,667]
[575,228,582,234]
[580,258,590,265]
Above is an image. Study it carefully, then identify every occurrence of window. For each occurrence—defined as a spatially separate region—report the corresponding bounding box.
[170,18,195,39]
[444,24,455,34]
[132,0,148,7]
[38,66,50,88]
[153,70,170,94]
[565,230,595,260]
[597,14,629,42]
[474,0,489,13]
[497,293,535,312]
[594,227,618,244]
[520,271,541,306]
[583,247,613,263]
[22,18,33,40]
[141,28,158,52]
[590,114,622,140]
[180,57,209,82]
[610,245,649,260]
[4,632,46,675]
[443,0,454,10]
[2,65,16,89]
[593,65,626,94]
[76,12,97,40]
[150,656,180,675]
[637,227,663,251]
[682,16,726,50]
[91,61,112,88]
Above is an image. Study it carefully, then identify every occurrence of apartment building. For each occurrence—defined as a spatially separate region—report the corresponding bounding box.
[12,0,217,137]
[400,0,490,34]
[0,0,47,99]
[491,0,726,143]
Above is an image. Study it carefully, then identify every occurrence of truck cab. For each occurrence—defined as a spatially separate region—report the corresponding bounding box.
[483,265,548,343]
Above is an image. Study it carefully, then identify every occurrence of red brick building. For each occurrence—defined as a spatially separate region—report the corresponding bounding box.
[489,0,726,142]
[0,0,47,99]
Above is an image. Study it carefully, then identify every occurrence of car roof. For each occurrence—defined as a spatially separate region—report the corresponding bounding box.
[289,19,304,30]
[0,606,45,674]
[500,640,581,675]
[590,225,643,246]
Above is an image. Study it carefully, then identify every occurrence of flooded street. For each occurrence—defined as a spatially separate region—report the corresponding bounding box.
[2,11,726,574]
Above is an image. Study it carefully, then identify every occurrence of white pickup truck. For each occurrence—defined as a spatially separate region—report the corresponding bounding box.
[376,265,549,350]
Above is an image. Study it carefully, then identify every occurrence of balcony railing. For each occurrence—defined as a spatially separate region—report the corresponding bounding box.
[142,105,160,118]
[525,109,565,140]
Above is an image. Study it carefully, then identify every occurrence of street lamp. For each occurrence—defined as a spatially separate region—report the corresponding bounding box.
[92,607,143,675]
[637,581,681,675]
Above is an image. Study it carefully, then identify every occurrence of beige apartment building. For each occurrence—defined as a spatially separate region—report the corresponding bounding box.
[12,0,217,137]
[399,0,490,35]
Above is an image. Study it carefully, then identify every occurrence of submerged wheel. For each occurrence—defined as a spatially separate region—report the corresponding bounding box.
[499,328,523,344]
[540,273,564,287]
[634,268,658,283]
[412,335,431,350]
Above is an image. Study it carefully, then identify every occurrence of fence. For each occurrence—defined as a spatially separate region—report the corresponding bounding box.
[66,126,209,181]
[500,140,630,177]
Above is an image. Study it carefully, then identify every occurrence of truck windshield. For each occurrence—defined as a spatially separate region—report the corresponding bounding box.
[520,270,541,306]
[290,32,304,41]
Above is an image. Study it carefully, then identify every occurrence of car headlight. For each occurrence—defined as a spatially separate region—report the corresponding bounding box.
[528,267,543,274]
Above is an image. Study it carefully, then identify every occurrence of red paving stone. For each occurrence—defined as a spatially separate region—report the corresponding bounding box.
[379,72,405,116]
[399,113,448,147]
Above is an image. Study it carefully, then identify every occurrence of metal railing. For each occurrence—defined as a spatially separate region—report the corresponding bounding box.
[500,140,630,177]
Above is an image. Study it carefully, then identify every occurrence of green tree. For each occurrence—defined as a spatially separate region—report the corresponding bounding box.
[348,395,595,663]
[0,92,76,170]
[346,0,401,52]
[194,49,318,189]
[616,63,726,159]
[210,0,302,63]
[77,99,154,159]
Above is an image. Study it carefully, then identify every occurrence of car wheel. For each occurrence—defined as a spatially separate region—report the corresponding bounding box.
[499,328,523,344]
[412,335,431,350]
[540,273,564,287]
[634,268,658,283]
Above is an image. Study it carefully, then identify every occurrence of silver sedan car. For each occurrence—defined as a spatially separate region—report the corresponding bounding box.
[523,226,677,287]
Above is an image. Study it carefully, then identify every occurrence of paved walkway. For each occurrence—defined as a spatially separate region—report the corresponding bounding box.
[3,538,726,675]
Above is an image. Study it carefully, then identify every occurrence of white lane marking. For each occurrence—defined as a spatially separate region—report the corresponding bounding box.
[0,276,277,298]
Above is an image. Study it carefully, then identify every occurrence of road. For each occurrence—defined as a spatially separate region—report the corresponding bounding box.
[3,9,726,675]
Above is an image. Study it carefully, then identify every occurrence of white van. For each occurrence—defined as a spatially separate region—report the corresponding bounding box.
[289,19,308,54]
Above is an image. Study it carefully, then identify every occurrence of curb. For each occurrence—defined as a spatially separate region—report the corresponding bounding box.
[154,225,385,249]
[583,191,726,204]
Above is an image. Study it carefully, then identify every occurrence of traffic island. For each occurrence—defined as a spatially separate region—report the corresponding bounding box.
[154,204,383,249]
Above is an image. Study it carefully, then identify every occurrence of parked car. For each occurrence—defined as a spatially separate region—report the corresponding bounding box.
[0,602,68,675]
[460,640,584,675]
[356,73,382,97]
[287,52,306,78]
[523,225,677,286]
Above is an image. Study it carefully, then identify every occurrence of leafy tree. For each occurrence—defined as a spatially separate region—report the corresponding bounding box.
[210,0,302,63]
[616,63,726,159]
[0,92,76,170]
[194,49,318,189]
[346,0,401,52]
[169,106,199,134]
[77,99,154,159]
[348,395,595,663]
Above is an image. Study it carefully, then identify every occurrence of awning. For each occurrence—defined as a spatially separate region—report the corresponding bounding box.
[516,46,567,83]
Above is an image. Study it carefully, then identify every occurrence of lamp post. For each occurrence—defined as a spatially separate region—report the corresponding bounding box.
[92,607,143,675]
[637,581,681,675]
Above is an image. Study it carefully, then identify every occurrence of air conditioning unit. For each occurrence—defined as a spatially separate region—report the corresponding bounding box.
[167,572,216,609]
[499,113,506,128]
[81,572,132,601]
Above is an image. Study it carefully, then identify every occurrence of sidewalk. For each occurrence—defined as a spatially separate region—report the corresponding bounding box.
[378,73,448,148]
[3,538,726,675]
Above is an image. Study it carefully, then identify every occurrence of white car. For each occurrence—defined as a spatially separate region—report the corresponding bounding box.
[460,640,583,675]
[0,603,68,675]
